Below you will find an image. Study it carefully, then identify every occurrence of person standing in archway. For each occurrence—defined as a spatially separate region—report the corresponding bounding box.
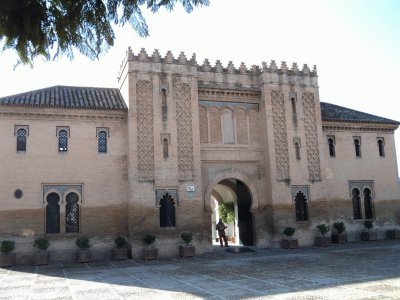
[216,219,229,247]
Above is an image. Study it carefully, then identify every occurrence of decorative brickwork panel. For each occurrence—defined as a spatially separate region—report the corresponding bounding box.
[235,108,248,144]
[302,93,321,180]
[175,83,194,180]
[137,80,154,181]
[199,106,208,143]
[209,106,222,143]
[271,91,290,179]
[249,109,260,144]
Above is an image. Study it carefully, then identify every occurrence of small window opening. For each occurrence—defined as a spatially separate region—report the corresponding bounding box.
[291,97,297,125]
[17,128,27,151]
[354,139,361,157]
[163,138,169,158]
[378,139,385,157]
[59,130,68,152]
[161,88,167,116]
[98,131,107,153]
[328,138,335,157]
[295,191,308,221]
[364,188,374,219]
[352,188,361,220]
[295,142,301,160]
[160,193,175,227]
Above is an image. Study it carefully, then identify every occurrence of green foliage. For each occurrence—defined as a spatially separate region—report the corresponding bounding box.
[333,221,346,234]
[143,234,156,245]
[1,240,15,254]
[364,220,374,230]
[34,237,49,251]
[75,237,90,249]
[114,236,128,248]
[218,202,235,224]
[181,231,193,246]
[0,0,209,65]
[283,227,295,238]
[316,224,330,237]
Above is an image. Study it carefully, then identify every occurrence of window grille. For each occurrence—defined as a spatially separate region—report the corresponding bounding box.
[352,188,362,220]
[98,131,107,153]
[160,193,176,227]
[66,192,79,233]
[295,191,308,221]
[46,193,60,233]
[59,130,68,152]
[17,128,26,151]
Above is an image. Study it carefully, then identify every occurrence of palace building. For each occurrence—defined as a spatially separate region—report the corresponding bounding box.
[1,48,399,263]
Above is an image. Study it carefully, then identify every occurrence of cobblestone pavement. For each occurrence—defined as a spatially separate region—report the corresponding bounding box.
[1,240,400,300]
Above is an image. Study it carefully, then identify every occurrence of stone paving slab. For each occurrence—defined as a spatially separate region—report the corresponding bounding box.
[1,240,400,299]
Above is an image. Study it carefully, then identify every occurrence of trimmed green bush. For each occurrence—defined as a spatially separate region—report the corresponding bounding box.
[114,236,128,249]
[181,232,193,246]
[1,240,15,254]
[75,237,90,249]
[316,224,330,237]
[34,237,49,251]
[143,234,156,245]
[364,220,374,230]
[333,221,346,234]
[283,227,295,238]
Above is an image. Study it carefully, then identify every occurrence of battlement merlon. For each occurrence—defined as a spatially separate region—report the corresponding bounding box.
[117,48,318,86]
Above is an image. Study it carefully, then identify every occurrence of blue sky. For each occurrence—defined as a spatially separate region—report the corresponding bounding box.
[1,0,399,173]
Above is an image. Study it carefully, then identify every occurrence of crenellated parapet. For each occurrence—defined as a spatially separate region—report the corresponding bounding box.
[118,48,318,80]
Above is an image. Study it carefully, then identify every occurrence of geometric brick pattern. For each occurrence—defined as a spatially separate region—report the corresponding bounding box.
[199,106,208,143]
[175,83,194,180]
[137,80,154,181]
[302,92,321,180]
[271,91,290,179]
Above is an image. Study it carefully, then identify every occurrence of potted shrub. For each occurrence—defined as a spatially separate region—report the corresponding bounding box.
[0,240,16,267]
[386,229,400,239]
[331,221,347,244]
[143,234,158,260]
[281,227,298,249]
[315,224,331,247]
[361,220,377,241]
[75,237,91,263]
[112,236,128,260]
[34,237,50,265]
[179,231,195,258]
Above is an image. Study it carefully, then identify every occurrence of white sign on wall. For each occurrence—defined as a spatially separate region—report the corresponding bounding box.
[186,185,195,192]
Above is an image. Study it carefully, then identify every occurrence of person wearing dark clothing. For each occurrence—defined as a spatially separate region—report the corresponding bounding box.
[216,218,229,247]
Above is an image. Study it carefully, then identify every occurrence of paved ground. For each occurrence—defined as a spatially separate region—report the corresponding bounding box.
[1,240,400,300]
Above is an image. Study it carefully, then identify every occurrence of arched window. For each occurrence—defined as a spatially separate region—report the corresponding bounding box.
[17,128,27,151]
[354,138,361,157]
[364,188,374,219]
[160,193,175,227]
[66,192,79,233]
[162,138,169,158]
[291,97,297,125]
[98,131,107,153]
[378,139,385,157]
[46,193,60,233]
[294,191,308,221]
[295,142,301,160]
[59,130,68,152]
[352,188,361,220]
[328,138,335,157]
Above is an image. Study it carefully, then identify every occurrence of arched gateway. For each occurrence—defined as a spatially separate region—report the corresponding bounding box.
[204,170,259,247]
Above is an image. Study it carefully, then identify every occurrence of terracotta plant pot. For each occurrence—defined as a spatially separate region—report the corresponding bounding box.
[361,231,377,241]
[179,245,195,258]
[331,233,347,244]
[387,229,400,239]
[35,252,49,266]
[76,250,91,263]
[281,238,298,249]
[143,248,158,260]
[112,248,128,261]
[0,253,16,267]
[315,236,331,247]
